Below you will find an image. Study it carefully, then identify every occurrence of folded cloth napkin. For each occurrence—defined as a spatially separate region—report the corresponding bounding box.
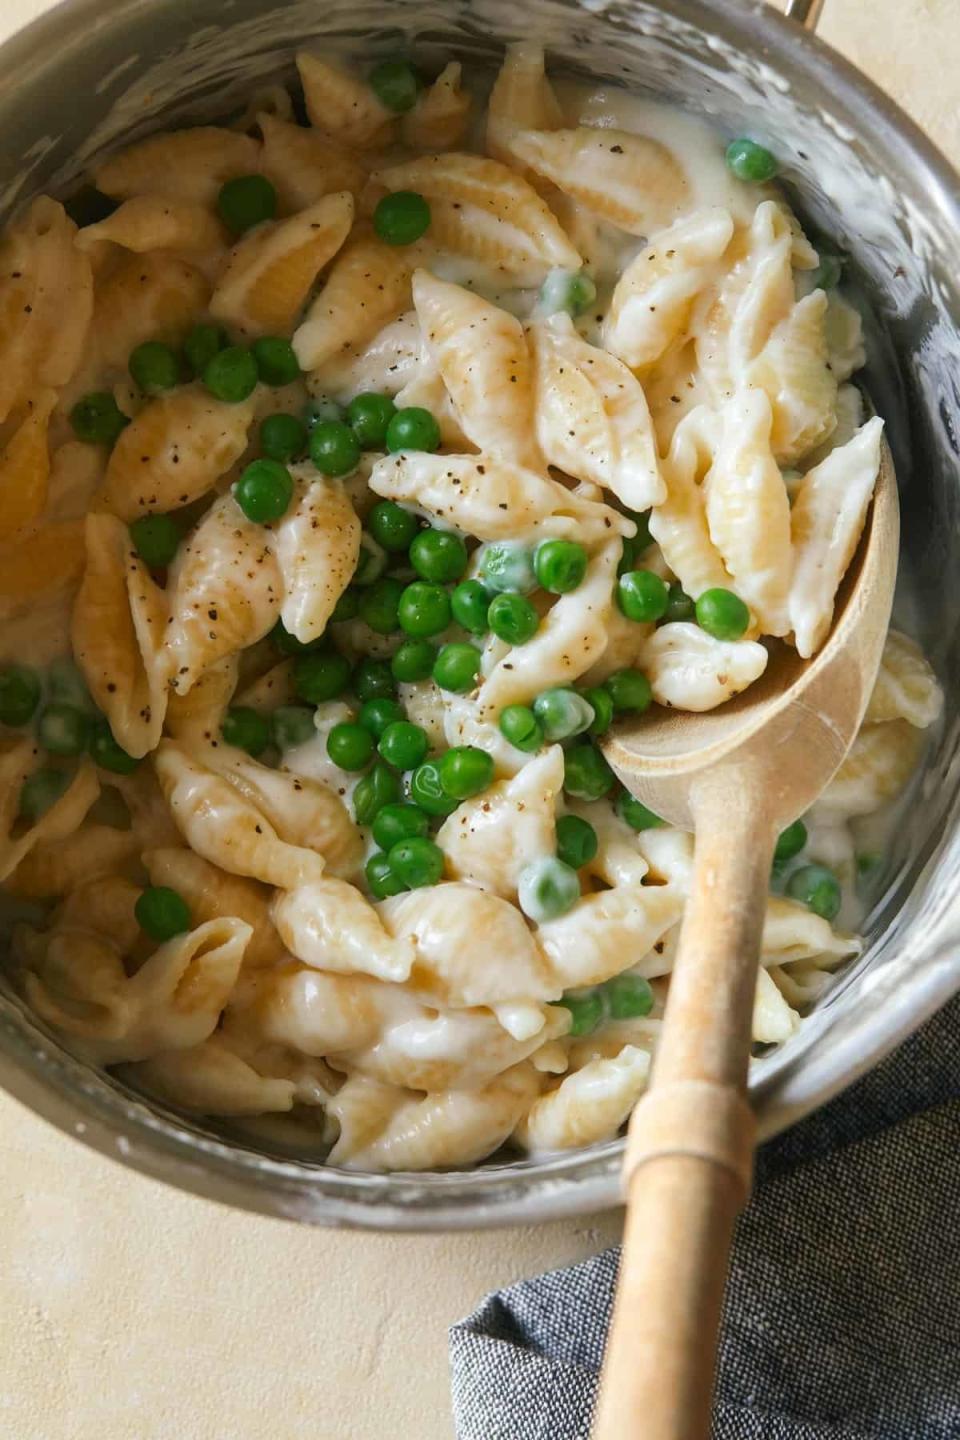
[450,993,960,1439]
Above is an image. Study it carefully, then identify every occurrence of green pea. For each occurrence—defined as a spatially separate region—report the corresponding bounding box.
[374,191,431,246]
[605,669,652,714]
[271,705,317,750]
[253,336,302,387]
[856,852,883,882]
[617,569,669,623]
[271,618,318,656]
[354,534,388,587]
[327,721,375,771]
[0,665,41,727]
[450,579,490,635]
[438,745,494,800]
[582,687,614,737]
[532,688,595,742]
[347,392,397,449]
[130,514,180,568]
[811,253,844,290]
[605,973,654,1020]
[368,500,419,553]
[774,818,808,864]
[409,528,468,584]
[330,587,360,623]
[398,580,451,638]
[70,392,129,446]
[370,59,421,113]
[352,657,396,701]
[353,761,402,825]
[695,587,750,641]
[616,791,665,832]
[409,759,459,816]
[221,705,271,756]
[665,582,695,623]
[371,802,429,851]
[19,768,69,820]
[217,173,277,234]
[203,346,258,403]
[387,835,444,889]
[498,704,543,754]
[518,856,580,922]
[37,704,89,757]
[786,864,842,921]
[129,340,180,393]
[534,539,588,595]
[309,419,361,477]
[293,649,351,703]
[365,851,407,899]
[184,324,226,377]
[480,541,536,595]
[135,885,191,942]
[258,411,308,464]
[539,268,597,317]
[555,814,598,870]
[358,576,405,635]
[563,742,614,801]
[89,719,140,774]
[433,642,481,694]
[556,989,603,1037]
[385,405,441,453]
[358,697,405,739]
[391,639,436,683]
[725,138,779,183]
[487,593,539,646]
[234,458,294,524]
[378,719,428,770]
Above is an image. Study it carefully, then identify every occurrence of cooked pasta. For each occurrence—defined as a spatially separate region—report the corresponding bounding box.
[0,44,939,1173]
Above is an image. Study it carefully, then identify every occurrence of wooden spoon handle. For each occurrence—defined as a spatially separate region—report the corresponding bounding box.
[592,782,774,1440]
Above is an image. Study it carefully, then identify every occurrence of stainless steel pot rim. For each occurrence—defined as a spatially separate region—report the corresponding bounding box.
[0,0,958,1229]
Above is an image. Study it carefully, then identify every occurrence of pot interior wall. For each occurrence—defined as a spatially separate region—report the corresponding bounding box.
[0,0,957,1225]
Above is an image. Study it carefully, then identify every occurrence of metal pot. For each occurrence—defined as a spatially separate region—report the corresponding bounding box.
[0,0,957,1230]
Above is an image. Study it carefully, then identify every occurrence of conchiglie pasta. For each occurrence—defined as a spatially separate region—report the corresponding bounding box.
[143,848,285,970]
[273,881,416,984]
[514,1044,651,1152]
[94,126,261,204]
[87,252,210,376]
[0,742,99,883]
[0,389,57,542]
[296,53,396,150]
[509,128,689,234]
[271,470,361,644]
[402,63,471,151]
[536,882,684,989]
[815,720,923,819]
[210,191,354,337]
[293,232,419,371]
[3,822,140,900]
[486,43,562,169]
[0,519,86,601]
[639,621,768,711]
[78,195,226,260]
[866,630,943,729]
[649,407,732,600]
[124,1036,296,1116]
[257,112,368,212]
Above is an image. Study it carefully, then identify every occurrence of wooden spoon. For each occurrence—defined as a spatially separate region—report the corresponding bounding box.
[591,441,899,1440]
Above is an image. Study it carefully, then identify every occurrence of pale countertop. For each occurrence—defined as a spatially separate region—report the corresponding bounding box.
[1,3,958,1438]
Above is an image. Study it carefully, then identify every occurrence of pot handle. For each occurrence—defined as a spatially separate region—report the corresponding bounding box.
[784,0,824,28]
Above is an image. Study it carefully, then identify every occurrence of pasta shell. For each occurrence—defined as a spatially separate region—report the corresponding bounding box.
[308,309,422,399]
[369,451,632,545]
[402,63,471,151]
[0,519,86,600]
[747,289,838,465]
[210,191,354,337]
[531,313,664,509]
[271,469,361,645]
[55,874,143,956]
[536,881,683,989]
[825,292,866,385]
[296,53,396,150]
[604,208,735,369]
[816,720,923,818]
[94,127,262,204]
[293,231,419,371]
[478,540,620,716]
[437,746,565,898]
[413,270,539,466]
[166,494,282,694]
[567,799,650,888]
[47,440,107,521]
[509,128,689,235]
[87,252,210,377]
[380,882,557,1038]
[866,630,943,729]
[143,848,284,970]
[98,386,255,521]
[639,621,769,712]
[486,43,562,168]
[649,407,732,600]
[274,880,416,984]
[753,966,800,1044]
[704,388,792,634]
[4,822,140,899]
[125,1036,295,1116]
[788,416,883,658]
[761,897,860,965]
[0,740,99,883]
[371,153,581,283]
[78,195,226,259]
[72,512,172,756]
[0,389,57,542]
[515,1044,650,1152]
[258,112,367,212]
[154,741,328,889]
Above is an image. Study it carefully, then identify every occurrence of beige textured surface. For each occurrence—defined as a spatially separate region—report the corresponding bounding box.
[0,4,957,1437]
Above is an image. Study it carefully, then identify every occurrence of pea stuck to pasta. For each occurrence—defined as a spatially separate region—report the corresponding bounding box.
[0,44,943,1171]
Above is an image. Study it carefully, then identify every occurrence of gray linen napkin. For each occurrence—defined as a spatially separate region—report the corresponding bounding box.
[450,994,960,1439]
